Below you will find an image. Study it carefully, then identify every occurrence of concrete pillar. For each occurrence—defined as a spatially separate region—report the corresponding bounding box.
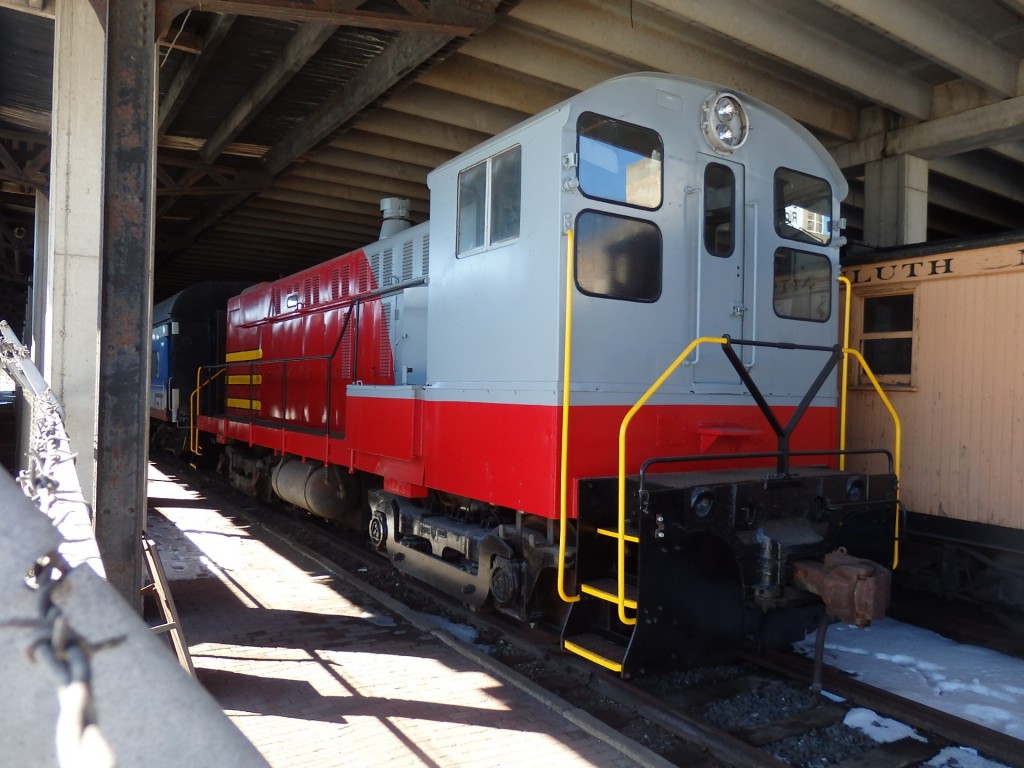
[863,154,929,247]
[44,0,105,502]
[29,190,49,368]
[18,190,51,473]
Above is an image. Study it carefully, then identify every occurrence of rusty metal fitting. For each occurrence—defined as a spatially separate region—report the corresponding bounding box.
[791,549,891,627]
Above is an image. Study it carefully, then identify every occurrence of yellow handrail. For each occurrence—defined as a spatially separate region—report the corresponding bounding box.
[841,346,902,570]
[616,336,728,625]
[558,229,580,604]
[189,367,225,456]
[838,276,852,470]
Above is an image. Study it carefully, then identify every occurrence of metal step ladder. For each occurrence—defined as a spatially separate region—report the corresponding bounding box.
[561,494,640,674]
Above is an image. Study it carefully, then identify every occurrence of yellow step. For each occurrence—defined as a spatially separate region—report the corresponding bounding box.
[563,632,627,673]
[579,577,638,609]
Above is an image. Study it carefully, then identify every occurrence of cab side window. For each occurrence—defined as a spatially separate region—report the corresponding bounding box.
[457,145,522,256]
[860,293,914,384]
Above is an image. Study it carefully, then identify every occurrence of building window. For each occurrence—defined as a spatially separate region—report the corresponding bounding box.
[457,145,522,256]
[575,210,662,302]
[860,293,913,384]
[774,168,832,245]
[704,163,735,257]
[773,248,831,322]
[577,112,662,209]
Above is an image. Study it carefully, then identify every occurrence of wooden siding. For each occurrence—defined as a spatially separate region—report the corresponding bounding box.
[843,243,1024,531]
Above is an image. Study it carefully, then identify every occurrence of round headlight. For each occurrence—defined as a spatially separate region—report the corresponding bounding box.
[716,97,737,121]
[702,92,749,154]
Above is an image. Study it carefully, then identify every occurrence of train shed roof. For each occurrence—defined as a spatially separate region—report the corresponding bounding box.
[3,0,1024,301]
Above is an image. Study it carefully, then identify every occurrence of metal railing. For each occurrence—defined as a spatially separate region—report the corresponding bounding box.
[557,312,904,625]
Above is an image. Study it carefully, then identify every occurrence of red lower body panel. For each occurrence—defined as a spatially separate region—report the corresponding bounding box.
[198,398,837,520]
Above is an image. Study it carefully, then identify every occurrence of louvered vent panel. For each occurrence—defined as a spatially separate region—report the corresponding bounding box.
[402,241,414,281]
[379,303,393,378]
[341,327,353,378]
[330,268,341,300]
[358,260,371,293]
[369,251,380,286]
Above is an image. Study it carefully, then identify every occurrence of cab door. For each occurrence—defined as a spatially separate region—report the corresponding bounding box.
[692,155,748,386]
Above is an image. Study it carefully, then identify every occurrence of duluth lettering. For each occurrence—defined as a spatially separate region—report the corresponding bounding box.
[843,257,954,284]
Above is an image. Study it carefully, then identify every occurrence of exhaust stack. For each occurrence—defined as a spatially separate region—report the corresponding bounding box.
[380,197,412,238]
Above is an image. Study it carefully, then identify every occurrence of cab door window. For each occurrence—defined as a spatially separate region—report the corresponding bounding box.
[773,248,831,322]
[774,168,832,245]
[575,210,662,302]
[704,162,735,257]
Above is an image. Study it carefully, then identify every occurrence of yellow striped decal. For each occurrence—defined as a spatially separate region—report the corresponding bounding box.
[227,374,263,385]
[226,397,262,411]
[225,348,263,363]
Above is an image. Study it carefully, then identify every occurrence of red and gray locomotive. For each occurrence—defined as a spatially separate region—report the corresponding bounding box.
[161,73,897,676]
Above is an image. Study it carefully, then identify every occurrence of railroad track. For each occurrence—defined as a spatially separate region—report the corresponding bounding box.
[158,457,1022,768]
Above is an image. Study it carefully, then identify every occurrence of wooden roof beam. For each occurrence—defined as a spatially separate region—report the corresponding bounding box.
[157,13,237,138]
[261,30,453,175]
[199,22,338,164]
[159,0,496,35]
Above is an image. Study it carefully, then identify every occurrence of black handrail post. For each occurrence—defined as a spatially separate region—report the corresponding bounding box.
[720,338,785,449]
[719,338,844,477]
[324,302,356,443]
[777,346,843,474]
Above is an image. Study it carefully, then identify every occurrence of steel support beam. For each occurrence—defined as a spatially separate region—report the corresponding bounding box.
[642,0,932,120]
[833,94,1024,169]
[95,0,156,608]
[508,0,859,139]
[817,0,1019,99]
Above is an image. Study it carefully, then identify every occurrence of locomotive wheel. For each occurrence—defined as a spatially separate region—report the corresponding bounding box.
[490,562,521,607]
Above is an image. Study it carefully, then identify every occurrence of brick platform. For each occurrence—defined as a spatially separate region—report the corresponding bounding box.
[147,464,670,768]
